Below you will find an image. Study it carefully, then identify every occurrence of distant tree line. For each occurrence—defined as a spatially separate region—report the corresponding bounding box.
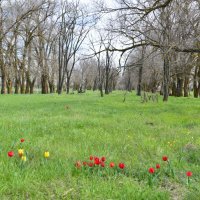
[0,0,199,101]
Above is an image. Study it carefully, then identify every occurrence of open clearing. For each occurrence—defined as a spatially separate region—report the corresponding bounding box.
[0,92,199,199]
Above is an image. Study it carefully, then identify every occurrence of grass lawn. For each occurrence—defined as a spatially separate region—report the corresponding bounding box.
[0,91,199,199]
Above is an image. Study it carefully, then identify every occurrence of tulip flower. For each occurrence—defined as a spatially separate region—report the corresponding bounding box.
[89,156,93,160]
[44,151,50,158]
[149,167,155,174]
[186,171,192,177]
[83,161,87,166]
[88,162,94,167]
[156,164,160,169]
[162,156,174,177]
[118,163,125,169]
[162,156,168,161]
[21,156,27,162]
[186,171,192,185]
[75,161,81,168]
[148,167,155,186]
[94,157,100,165]
[18,149,24,157]
[101,157,106,162]
[8,151,14,157]
[101,162,105,167]
[20,138,25,143]
[110,162,115,168]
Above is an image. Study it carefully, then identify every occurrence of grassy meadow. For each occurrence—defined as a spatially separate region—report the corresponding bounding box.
[0,91,199,199]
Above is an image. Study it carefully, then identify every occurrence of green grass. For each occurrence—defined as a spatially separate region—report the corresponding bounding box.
[0,91,199,199]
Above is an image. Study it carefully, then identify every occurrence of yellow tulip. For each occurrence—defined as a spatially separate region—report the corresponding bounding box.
[21,156,27,162]
[44,151,50,158]
[18,149,24,157]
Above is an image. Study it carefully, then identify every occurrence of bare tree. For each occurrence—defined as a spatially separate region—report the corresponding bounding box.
[57,1,92,94]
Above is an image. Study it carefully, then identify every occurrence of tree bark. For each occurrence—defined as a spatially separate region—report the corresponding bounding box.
[184,76,189,97]
[66,77,70,94]
[25,72,30,94]
[49,80,55,93]
[20,72,25,94]
[6,79,12,94]
[41,74,48,94]
[171,79,176,96]
[137,64,143,96]
[104,51,110,94]
[99,83,104,97]
[30,78,36,94]
[1,70,6,94]
[176,77,183,97]
[193,66,199,98]
[163,55,170,101]
[14,78,20,94]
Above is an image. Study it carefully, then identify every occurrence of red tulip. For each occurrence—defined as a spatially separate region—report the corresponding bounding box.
[118,163,125,169]
[8,151,14,157]
[186,171,192,177]
[75,161,81,168]
[162,156,168,161]
[110,162,115,168]
[94,157,100,165]
[101,157,106,162]
[101,162,105,167]
[90,156,93,160]
[156,164,161,169]
[20,138,25,143]
[83,161,87,166]
[88,162,94,167]
[149,167,155,174]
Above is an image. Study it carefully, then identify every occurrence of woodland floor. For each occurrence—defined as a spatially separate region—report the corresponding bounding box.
[0,91,199,199]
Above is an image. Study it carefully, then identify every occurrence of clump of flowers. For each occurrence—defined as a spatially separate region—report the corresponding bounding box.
[7,137,52,168]
[74,155,126,177]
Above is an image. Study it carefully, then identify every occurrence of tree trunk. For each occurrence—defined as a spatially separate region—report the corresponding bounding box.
[30,78,36,94]
[20,70,25,94]
[105,50,111,95]
[14,78,20,94]
[163,55,170,101]
[172,79,176,96]
[49,80,55,93]
[126,75,132,92]
[176,77,183,97]
[6,79,12,94]
[93,77,98,91]
[1,70,6,94]
[25,72,30,94]
[137,47,145,96]
[137,64,143,96]
[184,77,189,97]
[66,77,70,94]
[105,69,109,94]
[99,84,103,97]
[193,66,199,98]
[198,67,200,97]
[41,74,48,94]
